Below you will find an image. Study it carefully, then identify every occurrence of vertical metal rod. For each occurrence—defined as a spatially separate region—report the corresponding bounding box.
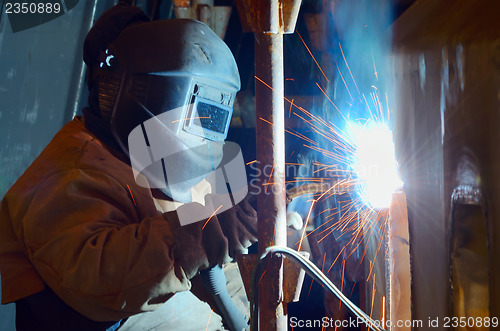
[67,0,101,122]
[255,30,287,330]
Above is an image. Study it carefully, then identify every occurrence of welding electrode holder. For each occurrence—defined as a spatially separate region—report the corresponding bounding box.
[200,265,249,331]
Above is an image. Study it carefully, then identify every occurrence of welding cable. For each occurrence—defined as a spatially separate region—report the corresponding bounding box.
[249,246,386,331]
[200,265,249,331]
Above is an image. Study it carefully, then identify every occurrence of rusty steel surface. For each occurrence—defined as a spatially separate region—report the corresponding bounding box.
[281,0,301,33]
[235,1,302,329]
[172,0,190,7]
[283,253,309,303]
[235,0,302,33]
[255,31,288,331]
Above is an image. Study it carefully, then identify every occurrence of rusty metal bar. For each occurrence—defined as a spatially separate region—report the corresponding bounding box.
[235,0,301,329]
[255,30,288,331]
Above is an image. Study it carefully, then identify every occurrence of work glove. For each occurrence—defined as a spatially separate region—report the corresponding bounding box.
[217,197,258,258]
[168,196,258,279]
[286,211,303,230]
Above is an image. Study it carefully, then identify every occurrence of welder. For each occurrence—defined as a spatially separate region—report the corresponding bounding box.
[0,2,257,330]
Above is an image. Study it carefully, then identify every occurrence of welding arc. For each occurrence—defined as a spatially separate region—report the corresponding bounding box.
[249,246,386,331]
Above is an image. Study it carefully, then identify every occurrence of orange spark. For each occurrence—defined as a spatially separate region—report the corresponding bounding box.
[367,258,376,282]
[350,281,357,297]
[335,62,354,101]
[260,116,318,145]
[372,52,379,81]
[254,75,300,111]
[307,277,315,300]
[298,181,343,249]
[205,309,213,331]
[202,205,223,229]
[385,92,390,123]
[339,259,345,311]
[297,31,329,83]
[258,269,267,287]
[382,295,386,327]
[264,164,275,193]
[171,116,210,124]
[327,246,345,273]
[126,184,136,206]
[240,301,249,317]
[298,199,316,251]
[369,274,376,329]
[339,42,360,95]
[315,82,350,125]
[362,93,375,120]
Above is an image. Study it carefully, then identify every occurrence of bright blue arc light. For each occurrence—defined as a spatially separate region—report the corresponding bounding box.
[349,122,403,210]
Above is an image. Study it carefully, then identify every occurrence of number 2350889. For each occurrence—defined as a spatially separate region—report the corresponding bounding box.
[5,2,62,15]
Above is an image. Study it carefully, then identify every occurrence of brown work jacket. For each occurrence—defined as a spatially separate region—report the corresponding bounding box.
[0,117,193,321]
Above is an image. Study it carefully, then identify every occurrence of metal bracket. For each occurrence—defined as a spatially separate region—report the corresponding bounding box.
[235,0,302,34]
[237,252,308,304]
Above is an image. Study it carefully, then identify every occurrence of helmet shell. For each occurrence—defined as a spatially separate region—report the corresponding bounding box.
[109,19,240,92]
[105,19,241,153]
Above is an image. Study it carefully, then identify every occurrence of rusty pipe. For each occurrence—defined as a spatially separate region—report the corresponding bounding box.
[235,0,302,329]
[255,30,287,331]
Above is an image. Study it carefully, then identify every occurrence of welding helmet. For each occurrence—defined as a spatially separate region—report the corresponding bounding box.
[97,19,241,202]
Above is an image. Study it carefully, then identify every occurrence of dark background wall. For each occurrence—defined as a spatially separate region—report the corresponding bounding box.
[0,1,117,328]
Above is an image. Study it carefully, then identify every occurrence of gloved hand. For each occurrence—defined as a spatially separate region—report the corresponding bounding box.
[217,197,258,258]
[286,211,303,230]
[167,197,257,279]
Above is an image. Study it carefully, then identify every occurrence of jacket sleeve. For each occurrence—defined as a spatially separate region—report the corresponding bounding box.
[21,168,195,322]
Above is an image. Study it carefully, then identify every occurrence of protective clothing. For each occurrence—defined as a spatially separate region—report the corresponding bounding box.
[0,117,257,322]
